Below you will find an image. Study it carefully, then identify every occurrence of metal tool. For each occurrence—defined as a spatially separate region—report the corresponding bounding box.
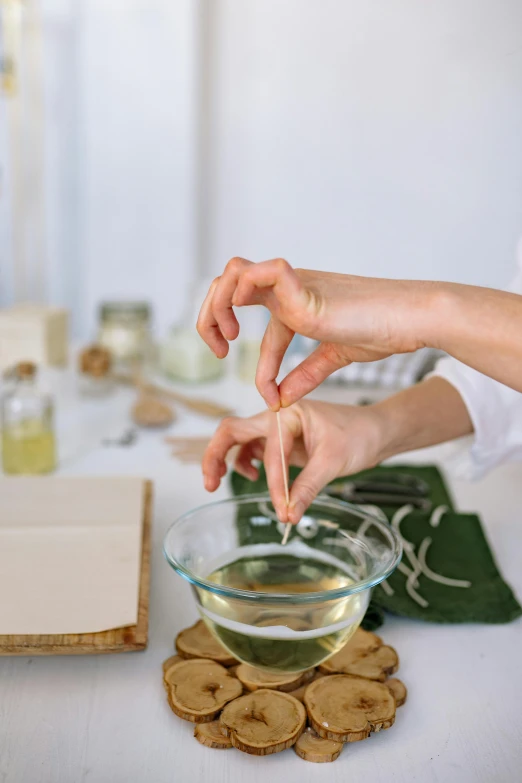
[325,486,431,511]
[326,472,429,499]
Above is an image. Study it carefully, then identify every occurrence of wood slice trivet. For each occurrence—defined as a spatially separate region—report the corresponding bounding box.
[164,624,407,761]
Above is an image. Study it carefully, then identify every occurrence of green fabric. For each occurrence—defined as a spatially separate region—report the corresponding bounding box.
[230,463,456,518]
[373,510,522,624]
[230,464,522,629]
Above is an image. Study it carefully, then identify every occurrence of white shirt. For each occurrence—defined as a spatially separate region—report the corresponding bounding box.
[430,239,522,479]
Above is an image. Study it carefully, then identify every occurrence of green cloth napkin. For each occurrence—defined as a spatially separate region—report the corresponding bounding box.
[230,464,521,630]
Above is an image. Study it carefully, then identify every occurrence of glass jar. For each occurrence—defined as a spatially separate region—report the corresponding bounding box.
[160,281,224,383]
[236,306,269,383]
[160,326,223,383]
[78,344,114,396]
[1,362,57,474]
[97,302,152,369]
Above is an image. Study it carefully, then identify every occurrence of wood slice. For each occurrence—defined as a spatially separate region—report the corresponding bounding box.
[175,620,237,666]
[287,671,326,703]
[304,674,396,743]
[318,628,399,681]
[386,678,407,707]
[164,658,242,723]
[194,721,233,749]
[220,689,306,755]
[294,727,343,763]
[162,654,182,676]
[235,664,315,693]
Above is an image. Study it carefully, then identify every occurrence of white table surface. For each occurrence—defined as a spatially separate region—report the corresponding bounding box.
[1,374,521,783]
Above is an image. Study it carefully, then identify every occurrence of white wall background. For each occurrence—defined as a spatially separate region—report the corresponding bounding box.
[1,0,522,338]
[205,0,522,284]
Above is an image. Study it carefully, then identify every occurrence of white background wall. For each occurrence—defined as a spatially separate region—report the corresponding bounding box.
[205,0,522,284]
[1,0,522,339]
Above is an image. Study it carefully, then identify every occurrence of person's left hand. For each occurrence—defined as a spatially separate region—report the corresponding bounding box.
[202,399,384,523]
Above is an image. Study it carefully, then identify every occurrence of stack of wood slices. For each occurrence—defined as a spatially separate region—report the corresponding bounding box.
[162,619,407,763]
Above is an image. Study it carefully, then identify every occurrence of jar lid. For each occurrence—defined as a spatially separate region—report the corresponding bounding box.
[99,301,151,321]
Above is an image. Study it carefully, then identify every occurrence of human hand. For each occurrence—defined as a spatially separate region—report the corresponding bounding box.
[197,258,434,409]
[201,400,384,523]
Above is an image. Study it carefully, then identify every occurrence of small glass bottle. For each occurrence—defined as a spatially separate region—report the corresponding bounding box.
[1,362,57,474]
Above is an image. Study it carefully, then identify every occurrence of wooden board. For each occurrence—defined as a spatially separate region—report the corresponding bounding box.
[0,480,153,655]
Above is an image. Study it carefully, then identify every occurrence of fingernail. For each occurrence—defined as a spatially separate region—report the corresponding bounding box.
[289,501,305,523]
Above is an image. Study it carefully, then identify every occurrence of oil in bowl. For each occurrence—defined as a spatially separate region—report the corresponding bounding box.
[199,542,369,673]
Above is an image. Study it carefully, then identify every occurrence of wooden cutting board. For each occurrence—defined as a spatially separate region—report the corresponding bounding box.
[0,480,153,655]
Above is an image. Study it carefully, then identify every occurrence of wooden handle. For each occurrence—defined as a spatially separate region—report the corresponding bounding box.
[113,373,233,418]
[144,382,233,418]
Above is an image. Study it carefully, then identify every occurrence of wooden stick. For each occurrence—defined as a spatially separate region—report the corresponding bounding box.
[276,411,292,546]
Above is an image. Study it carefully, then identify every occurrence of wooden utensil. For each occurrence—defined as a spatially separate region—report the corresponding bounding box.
[114,373,233,419]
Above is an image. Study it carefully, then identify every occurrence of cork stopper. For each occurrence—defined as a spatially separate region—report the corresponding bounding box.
[79,345,112,378]
[3,361,37,381]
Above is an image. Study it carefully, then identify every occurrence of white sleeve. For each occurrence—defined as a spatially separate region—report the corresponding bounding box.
[428,237,522,480]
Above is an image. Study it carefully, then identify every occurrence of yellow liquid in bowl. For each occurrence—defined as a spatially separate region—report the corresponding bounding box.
[200,548,368,673]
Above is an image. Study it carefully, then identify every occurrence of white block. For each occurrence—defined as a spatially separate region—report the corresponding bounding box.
[0,304,69,370]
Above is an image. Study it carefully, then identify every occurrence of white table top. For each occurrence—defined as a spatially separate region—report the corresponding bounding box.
[1,375,521,783]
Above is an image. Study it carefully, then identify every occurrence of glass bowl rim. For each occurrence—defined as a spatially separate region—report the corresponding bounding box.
[163,492,402,605]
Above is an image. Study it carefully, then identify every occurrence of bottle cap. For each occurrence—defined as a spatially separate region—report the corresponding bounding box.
[3,361,37,381]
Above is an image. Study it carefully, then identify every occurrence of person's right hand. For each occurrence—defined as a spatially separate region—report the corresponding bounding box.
[201,399,384,523]
[197,258,434,409]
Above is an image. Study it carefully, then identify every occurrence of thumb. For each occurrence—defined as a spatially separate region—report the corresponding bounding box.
[287,451,335,523]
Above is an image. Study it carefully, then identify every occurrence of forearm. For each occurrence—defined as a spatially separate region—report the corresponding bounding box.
[422,284,522,393]
[372,377,473,462]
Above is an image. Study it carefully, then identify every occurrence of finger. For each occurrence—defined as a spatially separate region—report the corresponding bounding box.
[279,342,349,407]
[263,412,299,523]
[202,413,267,491]
[288,450,334,523]
[232,259,308,323]
[212,257,252,341]
[234,440,263,481]
[196,277,229,358]
[255,317,295,411]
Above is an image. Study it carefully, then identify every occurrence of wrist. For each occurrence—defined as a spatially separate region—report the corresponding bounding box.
[417,282,463,352]
[368,402,403,464]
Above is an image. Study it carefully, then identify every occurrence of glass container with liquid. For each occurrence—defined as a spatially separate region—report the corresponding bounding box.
[1,361,57,474]
[164,494,402,673]
[77,344,114,397]
[98,301,152,370]
[160,280,224,383]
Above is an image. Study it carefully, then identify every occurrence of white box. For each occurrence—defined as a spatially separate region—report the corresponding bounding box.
[0,304,68,369]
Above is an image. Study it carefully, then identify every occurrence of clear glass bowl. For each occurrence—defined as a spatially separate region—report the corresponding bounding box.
[164,493,402,673]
